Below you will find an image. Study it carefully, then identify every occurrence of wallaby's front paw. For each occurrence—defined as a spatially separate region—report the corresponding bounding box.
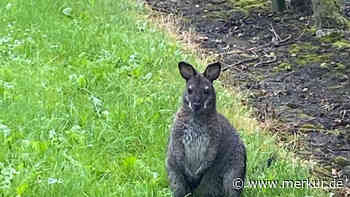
[194,166,202,175]
[184,192,192,197]
[195,161,210,175]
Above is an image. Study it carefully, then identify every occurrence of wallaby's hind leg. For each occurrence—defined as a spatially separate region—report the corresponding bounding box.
[167,169,191,197]
[193,170,223,197]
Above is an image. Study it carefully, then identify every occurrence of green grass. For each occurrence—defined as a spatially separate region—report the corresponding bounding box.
[0,0,328,196]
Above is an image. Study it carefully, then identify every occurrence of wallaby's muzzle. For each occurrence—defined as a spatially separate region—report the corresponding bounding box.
[192,102,201,111]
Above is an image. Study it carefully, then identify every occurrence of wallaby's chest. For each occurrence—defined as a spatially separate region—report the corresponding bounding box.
[182,122,210,173]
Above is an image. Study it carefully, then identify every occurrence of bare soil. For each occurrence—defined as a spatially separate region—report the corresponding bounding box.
[145,0,350,195]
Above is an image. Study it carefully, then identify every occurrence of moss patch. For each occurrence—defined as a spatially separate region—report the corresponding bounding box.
[333,39,350,49]
[229,0,269,11]
[274,62,292,72]
[319,32,343,43]
[295,53,330,66]
[289,43,332,66]
[204,10,236,21]
[289,43,319,54]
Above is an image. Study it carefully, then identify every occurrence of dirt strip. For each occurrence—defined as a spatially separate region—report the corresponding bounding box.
[145,0,350,195]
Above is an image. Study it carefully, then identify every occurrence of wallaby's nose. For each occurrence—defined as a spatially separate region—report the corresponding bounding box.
[193,95,200,103]
[192,102,201,111]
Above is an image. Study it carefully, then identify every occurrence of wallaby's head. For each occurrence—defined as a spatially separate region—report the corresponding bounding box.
[178,61,221,114]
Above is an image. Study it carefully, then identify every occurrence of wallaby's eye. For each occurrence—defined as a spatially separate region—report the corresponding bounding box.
[204,86,209,94]
[188,88,193,94]
[188,86,193,94]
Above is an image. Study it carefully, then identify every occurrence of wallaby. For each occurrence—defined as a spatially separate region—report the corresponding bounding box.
[166,61,246,197]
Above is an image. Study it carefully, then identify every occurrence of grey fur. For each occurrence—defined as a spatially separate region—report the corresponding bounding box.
[166,62,246,197]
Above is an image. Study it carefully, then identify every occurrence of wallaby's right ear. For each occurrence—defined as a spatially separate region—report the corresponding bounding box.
[204,62,221,82]
[178,61,197,81]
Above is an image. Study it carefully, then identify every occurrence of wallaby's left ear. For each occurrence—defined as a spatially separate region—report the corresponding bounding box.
[178,61,197,81]
[204,62,221,82]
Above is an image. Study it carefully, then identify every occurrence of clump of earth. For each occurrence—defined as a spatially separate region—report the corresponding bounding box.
[145,0,350,195]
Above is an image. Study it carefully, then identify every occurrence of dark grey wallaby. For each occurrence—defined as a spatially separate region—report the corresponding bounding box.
[166,62,246,197]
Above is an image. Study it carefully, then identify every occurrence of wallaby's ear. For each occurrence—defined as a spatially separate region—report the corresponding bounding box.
[178,61,197,81]
[204,62,221,82]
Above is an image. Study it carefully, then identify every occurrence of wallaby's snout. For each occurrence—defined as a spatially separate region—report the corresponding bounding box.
[178,61,221,113]
[192,102,201,111]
